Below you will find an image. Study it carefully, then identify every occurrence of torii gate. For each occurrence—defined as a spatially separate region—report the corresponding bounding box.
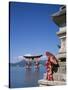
[23,55,42,69]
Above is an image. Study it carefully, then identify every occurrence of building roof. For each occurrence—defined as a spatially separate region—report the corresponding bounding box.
[52,8,66,17]
[52,5,66,27]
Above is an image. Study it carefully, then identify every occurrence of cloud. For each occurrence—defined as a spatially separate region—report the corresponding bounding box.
[17,56,24,60]
[13,56,24,62]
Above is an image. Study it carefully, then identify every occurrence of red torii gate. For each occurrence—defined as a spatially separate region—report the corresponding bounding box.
[23,55,42,69]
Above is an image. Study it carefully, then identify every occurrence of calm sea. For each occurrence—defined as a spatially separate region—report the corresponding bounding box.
[10,65,46,88]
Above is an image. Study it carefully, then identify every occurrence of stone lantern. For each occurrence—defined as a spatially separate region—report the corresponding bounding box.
[52,5,66,61]
[52,5,66,81]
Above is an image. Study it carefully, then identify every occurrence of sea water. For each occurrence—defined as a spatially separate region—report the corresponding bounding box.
[10,65,46,88]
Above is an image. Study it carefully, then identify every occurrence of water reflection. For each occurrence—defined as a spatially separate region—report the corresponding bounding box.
[24,68,32,82]
[33,68,40,81]
[24,67,40,86]
[10,66,45,88]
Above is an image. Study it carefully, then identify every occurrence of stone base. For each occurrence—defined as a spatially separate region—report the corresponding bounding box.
[38,80,66,86]
[54,73,66,81]
[43,73,66,81]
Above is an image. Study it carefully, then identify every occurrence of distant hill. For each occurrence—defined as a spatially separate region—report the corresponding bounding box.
[10,59,47,67]
[10,60,26,67]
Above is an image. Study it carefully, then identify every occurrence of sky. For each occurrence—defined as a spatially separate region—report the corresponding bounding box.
[10,2,61,63]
